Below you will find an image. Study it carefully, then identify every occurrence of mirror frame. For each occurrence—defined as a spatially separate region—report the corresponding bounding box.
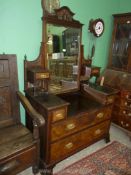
[24,1,83,94]
[42,5,83,94]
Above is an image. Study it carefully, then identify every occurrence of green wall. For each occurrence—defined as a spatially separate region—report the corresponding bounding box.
[0,0,131,123]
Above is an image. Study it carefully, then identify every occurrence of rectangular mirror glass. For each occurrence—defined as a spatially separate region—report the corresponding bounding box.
[46,24,81,94]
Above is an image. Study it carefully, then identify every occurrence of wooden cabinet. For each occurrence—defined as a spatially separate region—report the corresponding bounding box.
[102,13,131,133]
[108,13,131,72]
[112,88,131,131]
[101,68,131,132]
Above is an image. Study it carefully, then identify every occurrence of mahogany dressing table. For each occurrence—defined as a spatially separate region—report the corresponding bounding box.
[24,1,116,174]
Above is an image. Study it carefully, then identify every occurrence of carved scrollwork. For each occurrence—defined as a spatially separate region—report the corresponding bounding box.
[55,6,74,21]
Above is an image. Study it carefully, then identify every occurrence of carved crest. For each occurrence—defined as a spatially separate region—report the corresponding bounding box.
[55,6,75,21]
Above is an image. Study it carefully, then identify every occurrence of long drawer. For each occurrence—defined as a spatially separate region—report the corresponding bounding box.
[0,146,36,175]
[50,120,110,163]
[51,106,112,142]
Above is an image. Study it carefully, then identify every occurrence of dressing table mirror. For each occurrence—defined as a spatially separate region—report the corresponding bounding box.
[24,1,115,174]
[45,24,81,94]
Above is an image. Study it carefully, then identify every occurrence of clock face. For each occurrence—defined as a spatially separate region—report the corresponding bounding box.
[95,21,104,36]
[89,18,104,37]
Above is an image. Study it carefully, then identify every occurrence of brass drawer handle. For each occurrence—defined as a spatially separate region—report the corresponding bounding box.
[66,123,76,130]
[56,113,63,118]
[65,142,73,149]
[97,112,104,119]
[95,129,101,135]
[107,97,113,103]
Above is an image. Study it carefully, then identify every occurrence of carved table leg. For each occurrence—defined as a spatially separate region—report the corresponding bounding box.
[40,168,53,175]
[105,133,110,143]
[40,161,54,175]
[33,165,39,175]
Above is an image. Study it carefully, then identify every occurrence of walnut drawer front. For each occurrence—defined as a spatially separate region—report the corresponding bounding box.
[92,106,112,124]
[120,108,131,117]
[51,113,90,142]
[120,99,131,109]
[50,120,110,162]
[51,106,112,142]
[121,90,131,100]
[0,146,36,175]
[118,115,131,131]
[51,107,67,123]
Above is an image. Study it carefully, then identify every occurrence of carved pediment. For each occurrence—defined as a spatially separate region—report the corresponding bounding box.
[55,6,75,21]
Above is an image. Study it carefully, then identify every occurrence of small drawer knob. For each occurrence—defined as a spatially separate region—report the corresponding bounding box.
[120,121,124,125]
[126,95,129,99]
[123,111,126,114]
[125,102,127,106]
[66,123,75,130]
[65,142,73,149]
[126,123,129,127]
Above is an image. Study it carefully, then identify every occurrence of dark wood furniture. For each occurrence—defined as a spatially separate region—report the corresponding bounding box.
[108,13,131,72]
[24,1,116,174]
[0,54,45,175]
[101,69,131,132]
[101,13,131,133]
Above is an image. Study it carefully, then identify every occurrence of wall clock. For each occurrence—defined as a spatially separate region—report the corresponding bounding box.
[88,18,104,37]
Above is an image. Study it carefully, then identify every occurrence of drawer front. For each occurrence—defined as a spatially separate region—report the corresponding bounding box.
[120,99,131,109]
[91,106,112,125]
[120,108,131,117]
[0,146,36,175]
[118,116,131,131]
[121,90,131,100]
[51,106,112,142]
[50,121,110,162]
[51,107,67,123]
[51,113,90,142]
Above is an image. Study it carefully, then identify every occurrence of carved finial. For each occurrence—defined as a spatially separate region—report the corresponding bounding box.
[24,54,27,60]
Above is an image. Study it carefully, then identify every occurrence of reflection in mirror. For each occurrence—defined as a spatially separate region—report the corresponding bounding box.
[112,23,131,69]
[46,24,81,94]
